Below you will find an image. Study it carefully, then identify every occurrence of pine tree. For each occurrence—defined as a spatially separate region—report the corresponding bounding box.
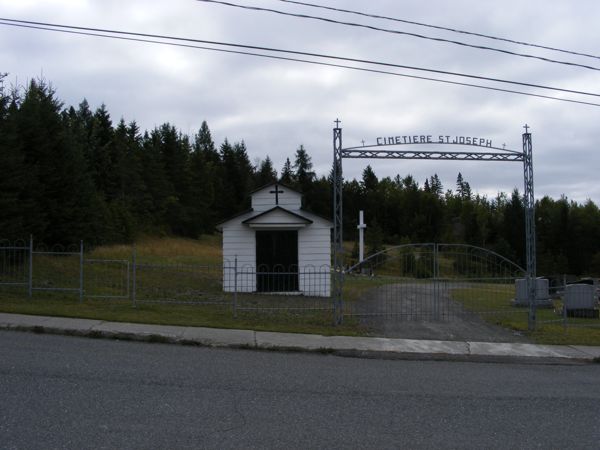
[15,79,99,243]
[192,121,221,232]
[430,174,443,197]
[361,165,378,192]
[280,158,293,185]
[219,139,254,218]
[255,156,277,187]
[456,172,472,200]
[0,75,28,239]
[423,178,431,193]
[292,145,315,189]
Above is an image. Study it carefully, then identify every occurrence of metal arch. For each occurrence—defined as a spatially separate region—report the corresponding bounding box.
[332,123,537,328]
[436,243,527,274]
[343,142,523,154]
[341,149,524,162]
[346,243,435,274]
[347,242,526,276]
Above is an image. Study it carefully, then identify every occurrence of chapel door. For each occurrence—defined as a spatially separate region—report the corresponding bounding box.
[256,230,299,292]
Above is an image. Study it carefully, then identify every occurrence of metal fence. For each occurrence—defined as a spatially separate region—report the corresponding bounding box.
[0,239,29,291]
[537,278,600,330]
[0,239,334,318]
[2,238,597,328]
[344,244,530,325]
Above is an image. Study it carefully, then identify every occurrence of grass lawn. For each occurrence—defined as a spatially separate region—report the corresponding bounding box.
[0,291,366,337]
[451,284,600,345]
[89,234,223,265]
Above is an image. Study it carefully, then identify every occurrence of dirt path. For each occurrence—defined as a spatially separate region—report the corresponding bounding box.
[348,282,530,343]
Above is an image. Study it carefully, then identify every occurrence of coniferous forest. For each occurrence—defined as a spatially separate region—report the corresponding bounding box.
[1,77,600,276]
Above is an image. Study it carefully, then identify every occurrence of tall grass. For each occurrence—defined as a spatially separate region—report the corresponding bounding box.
[89,235,223,265]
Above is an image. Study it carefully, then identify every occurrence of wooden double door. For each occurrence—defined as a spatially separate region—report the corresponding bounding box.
[256,230,299,292]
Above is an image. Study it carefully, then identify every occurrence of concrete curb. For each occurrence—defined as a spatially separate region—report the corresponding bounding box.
[1,312,599,364]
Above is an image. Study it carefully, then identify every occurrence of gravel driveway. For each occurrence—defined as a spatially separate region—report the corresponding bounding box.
[348,281,530,343]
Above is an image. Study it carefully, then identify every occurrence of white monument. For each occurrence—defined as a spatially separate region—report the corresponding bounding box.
[357,210,366,263]
[564,284,596,311]
[513,278,552,307]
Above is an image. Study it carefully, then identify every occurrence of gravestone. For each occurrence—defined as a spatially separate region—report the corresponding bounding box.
[512,278,552,308]
[564,284,598,318]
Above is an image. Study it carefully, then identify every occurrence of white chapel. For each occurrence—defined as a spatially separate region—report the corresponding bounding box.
[217,182,332,296]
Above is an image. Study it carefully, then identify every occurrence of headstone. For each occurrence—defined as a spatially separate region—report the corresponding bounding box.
[512,278,552,307]
[564,284,598,318]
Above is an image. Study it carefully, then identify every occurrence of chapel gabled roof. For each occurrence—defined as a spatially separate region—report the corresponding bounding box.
[242,206,313,226]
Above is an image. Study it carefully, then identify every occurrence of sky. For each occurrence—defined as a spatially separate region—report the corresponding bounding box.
[1,0,600,204]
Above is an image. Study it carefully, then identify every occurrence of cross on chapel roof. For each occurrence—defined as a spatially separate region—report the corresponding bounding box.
[269,184,284,205]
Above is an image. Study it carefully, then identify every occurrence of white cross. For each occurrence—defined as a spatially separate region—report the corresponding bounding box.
[357,210,367,262]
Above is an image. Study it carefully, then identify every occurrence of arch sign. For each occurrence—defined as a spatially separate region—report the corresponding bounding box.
[331,121,536,328]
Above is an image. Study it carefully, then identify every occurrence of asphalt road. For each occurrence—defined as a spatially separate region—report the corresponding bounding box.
[1,330,599,449]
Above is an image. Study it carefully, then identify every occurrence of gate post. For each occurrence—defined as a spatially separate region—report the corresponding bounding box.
[333,120,344,324]
[233,256,238,319]
[523,125,537,330]
[28,235,33,298]
[131,244,137,307]
[433,243,440,320]
[79,240,84,303]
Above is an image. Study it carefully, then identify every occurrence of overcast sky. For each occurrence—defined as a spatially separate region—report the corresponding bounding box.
[1,0,599,204]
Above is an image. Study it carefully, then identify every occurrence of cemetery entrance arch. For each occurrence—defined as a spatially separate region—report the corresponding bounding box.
[332,122,537,328]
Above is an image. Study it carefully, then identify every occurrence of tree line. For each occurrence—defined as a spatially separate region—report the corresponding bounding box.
[1,77,599,276]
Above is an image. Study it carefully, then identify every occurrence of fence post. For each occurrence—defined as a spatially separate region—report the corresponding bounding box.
[233,256,238,319]
[79,240,84,303]
[433,244,440,320]
[131,244,137,307]
[562,273,567,330]
[28,235,33,298]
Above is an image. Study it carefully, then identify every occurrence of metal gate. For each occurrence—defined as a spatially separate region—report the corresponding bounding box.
[344,244,527,322]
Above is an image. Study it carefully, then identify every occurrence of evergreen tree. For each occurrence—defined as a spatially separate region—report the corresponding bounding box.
[293,145,316,188]
[14,79,98,243]
[192,121,221,232]
[0,75,28,239]
[139,129,172,232]
[361,165,378,192]
[456,172,472,200]
[219,139,254,218]
[189,121,219,234]
[430,174,443,197]
[255,156,277,187]
[423,178,431,193]
[280,158,293,185]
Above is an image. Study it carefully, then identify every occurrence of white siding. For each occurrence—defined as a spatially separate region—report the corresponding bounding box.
[251,186,302,212]
[298,213,332,296]
[222,213,256,292]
